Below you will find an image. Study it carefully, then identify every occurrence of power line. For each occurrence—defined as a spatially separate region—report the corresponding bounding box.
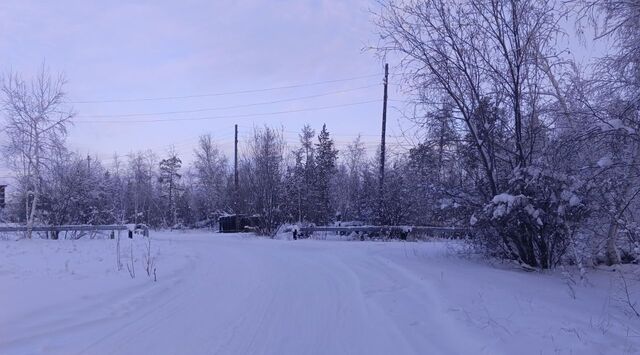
[67,73,381,104]
[64,125,400,168]
[236,125,390,138]
[75,84,378,119]
[75,99,380,124]
[83,132,389,167]
[72,128,238,154]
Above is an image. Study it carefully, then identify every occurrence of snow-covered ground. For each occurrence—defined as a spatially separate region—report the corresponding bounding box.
[1,231,638,354]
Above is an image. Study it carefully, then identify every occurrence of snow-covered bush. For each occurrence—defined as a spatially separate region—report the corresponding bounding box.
[619,222,640,264]
[472,167,588,269]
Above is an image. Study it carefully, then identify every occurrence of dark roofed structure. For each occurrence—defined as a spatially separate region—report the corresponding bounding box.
[218,214,264,233]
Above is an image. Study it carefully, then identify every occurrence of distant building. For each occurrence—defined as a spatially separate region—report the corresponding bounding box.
[218,214,264,233]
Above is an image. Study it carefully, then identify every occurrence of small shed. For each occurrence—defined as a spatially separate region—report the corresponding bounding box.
[218,214,263,233]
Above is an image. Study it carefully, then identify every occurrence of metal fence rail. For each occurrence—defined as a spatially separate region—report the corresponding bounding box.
[0,224,149,238]
[0,225,128,232]
[299,225,471,239]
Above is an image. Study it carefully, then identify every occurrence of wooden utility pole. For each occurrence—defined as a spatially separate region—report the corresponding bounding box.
[234,124,240,231]
[234,124,239,203]
[379,63,389,223]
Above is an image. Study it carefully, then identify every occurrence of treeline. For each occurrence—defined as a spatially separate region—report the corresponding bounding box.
[1,122,464,233]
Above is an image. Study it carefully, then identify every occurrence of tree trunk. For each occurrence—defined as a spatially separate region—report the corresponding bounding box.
[605,218,620,265]
[606,141,640,265]
[27,140,41,240]
[27,189,38,240]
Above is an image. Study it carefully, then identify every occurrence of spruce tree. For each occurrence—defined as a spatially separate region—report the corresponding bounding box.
[315,124,338,224]
[159,153,182,227]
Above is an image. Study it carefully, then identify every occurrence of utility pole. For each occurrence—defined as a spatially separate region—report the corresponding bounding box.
[234,124,240,231]
[379,63,389,224]
[87,154,91,171]
[234,124,239,204]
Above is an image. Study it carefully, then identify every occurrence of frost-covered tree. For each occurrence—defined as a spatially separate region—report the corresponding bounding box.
[382,160,412,226]
[105,154,127,224]
[0,65,74,238]
[159,150,182,228]
[574,0,640,264]
[126,151,157,226]
[314,124,339,224]
[243,126,285,234]
[298,125,318,222]
[339,135,367,221]
[283,148,305,222]
[43,154,120,231]
[376,0,581,267]
[192,134,228,222]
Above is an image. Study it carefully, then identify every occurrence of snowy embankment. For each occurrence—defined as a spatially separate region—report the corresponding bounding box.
[0,231,638,354]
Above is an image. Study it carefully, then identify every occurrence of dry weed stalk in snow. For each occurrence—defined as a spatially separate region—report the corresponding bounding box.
[115,231,122,271]
[115,233,158,281]
[127,241,135,279]
[144,236,156,281]
[617,270,640,318]
[561,267,578,300]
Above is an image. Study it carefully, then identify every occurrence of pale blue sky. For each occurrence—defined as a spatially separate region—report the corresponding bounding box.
[0,0,609,172]
[0,0,415,166]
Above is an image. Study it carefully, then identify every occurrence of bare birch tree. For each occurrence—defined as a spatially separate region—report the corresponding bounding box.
[375,0,566,193]
[244,126,285,234]
[375,0,582,268]
[193,134,228,221]
[0,65,74,238]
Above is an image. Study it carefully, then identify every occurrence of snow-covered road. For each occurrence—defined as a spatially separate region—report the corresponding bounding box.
[1,232,638,354]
